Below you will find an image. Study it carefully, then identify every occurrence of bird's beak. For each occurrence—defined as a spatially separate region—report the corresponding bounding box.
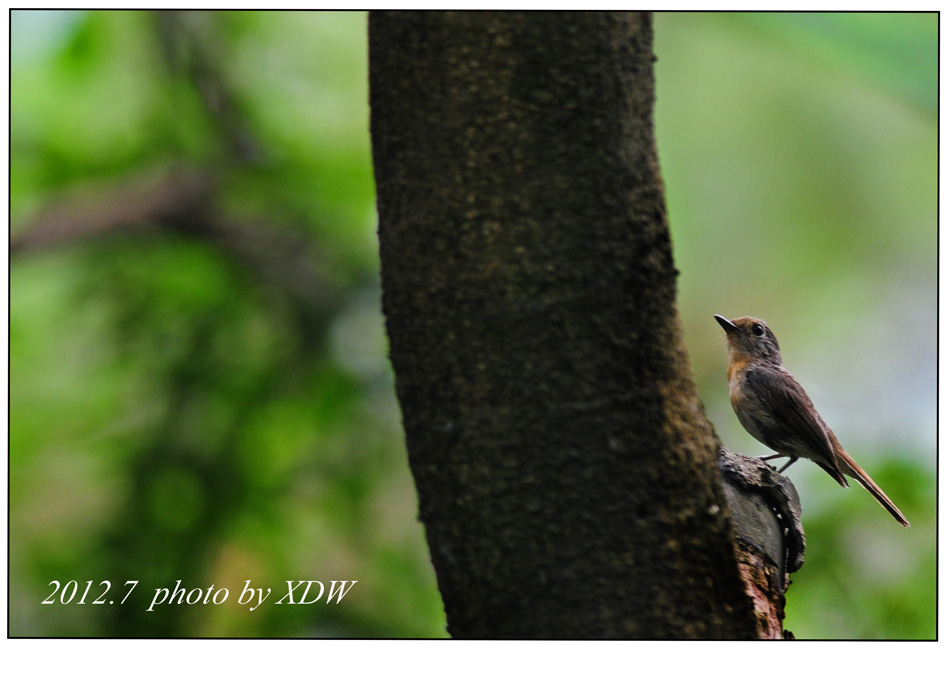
[714,314,737,333]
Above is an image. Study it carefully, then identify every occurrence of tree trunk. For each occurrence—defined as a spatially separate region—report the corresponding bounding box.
[370,10,758,638]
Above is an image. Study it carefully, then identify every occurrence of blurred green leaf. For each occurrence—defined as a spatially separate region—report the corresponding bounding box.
[736,12,937,112]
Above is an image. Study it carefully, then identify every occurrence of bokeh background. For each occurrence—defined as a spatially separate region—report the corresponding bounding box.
[9,11,936,638]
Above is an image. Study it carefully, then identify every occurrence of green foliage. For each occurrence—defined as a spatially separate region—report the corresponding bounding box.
[10,10,935,638]
[11,10,441,638]
[783,459,936,639]
[736,12,937,112]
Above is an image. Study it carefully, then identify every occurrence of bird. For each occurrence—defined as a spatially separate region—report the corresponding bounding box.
[714,314,908,527]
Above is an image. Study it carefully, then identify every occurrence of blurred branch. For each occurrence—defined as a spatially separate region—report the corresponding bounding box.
[10,165,212,254]
[154,10,264,162]
[11,12,347,337]
[171,211,348,323]
[10,164,348,330]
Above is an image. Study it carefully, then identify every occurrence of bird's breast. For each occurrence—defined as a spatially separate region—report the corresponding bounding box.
[728,368,774,447]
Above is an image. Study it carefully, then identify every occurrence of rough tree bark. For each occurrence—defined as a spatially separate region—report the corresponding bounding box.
[370,11,760,638]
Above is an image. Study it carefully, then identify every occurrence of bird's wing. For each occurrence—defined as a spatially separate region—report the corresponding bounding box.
[744,365,847,486]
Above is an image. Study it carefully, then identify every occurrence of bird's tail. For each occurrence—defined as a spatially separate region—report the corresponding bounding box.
[834,446,909,527]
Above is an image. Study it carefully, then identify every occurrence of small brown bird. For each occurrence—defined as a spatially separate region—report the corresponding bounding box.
[714,314,908,527]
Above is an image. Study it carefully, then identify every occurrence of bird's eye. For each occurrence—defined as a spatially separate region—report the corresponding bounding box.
[751,324,764,336]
